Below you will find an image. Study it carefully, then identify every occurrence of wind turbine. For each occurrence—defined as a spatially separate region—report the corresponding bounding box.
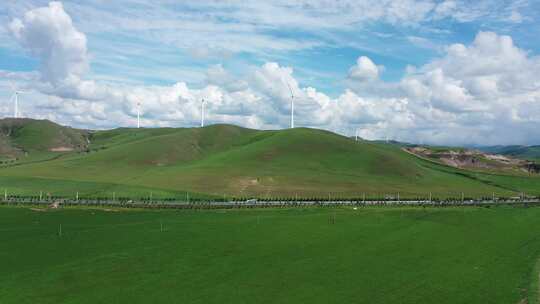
[136,101,141,128]
[287,83,294,128]
[9,82,26,118]
[200,98,206,127]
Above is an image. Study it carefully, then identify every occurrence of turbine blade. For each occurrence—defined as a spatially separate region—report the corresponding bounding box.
[287,82,294,98]
[8,81,17,92]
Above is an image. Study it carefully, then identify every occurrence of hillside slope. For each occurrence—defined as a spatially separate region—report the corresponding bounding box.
[0,118,88,163]
[0,120,539,198]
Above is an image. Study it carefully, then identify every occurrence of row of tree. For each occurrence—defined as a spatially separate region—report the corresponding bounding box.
[1,194,538,203]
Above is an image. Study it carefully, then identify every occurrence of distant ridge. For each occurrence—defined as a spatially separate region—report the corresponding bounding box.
[477,145,540,161]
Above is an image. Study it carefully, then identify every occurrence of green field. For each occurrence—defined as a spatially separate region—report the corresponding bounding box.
[2,205,540,303]
[1,119,539,199]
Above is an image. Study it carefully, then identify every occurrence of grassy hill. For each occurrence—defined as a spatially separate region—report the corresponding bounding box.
[0,119,539,198]
[0,118,88,164]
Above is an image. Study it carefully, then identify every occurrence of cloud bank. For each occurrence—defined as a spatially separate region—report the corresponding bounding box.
[3,2,540,146]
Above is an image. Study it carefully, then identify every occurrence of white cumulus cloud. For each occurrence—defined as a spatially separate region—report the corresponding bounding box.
[348,56,380,82]
[8,2,89,86]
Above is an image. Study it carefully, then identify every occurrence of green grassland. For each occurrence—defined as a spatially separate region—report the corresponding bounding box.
[2,206,540,303]
[0,119,539,199]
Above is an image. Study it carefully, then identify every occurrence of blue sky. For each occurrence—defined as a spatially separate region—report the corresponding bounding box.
[1,1,540,145]
[2,1,538,92]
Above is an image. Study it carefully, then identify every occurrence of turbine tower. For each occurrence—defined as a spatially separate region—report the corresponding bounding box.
[136,101,141,128]
[9,82,25,118]
[200,98,206,127]
[287,83,294,128]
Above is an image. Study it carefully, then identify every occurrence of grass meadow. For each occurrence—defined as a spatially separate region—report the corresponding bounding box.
[2,205,540,303]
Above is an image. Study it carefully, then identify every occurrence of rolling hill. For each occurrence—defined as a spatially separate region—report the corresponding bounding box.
[0,118,539,199]
[0,118,88,164]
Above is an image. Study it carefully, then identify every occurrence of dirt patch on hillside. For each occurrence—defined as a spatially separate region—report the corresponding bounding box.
[49,146,74,152]
[404,147,539,174]
[102,208,122,212]
[236,177,260,194]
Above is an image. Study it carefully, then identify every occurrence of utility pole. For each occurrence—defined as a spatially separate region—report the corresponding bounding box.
[329,212,336,224]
